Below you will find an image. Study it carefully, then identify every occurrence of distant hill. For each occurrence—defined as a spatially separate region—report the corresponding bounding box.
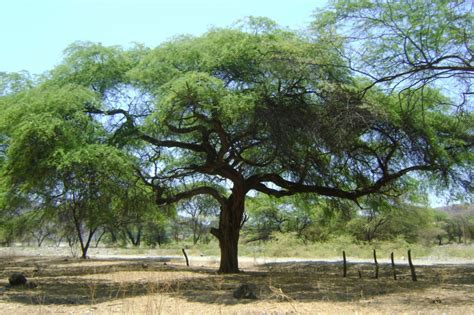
[435,204,474,216]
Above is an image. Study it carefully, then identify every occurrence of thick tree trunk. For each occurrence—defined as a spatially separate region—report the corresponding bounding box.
[211,186,245,274]
[216,216,240,273]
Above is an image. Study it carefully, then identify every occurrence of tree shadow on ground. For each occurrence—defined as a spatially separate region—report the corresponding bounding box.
[1,257,473,307]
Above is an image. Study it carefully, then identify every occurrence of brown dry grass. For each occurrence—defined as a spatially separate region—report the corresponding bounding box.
[0,255,473,314]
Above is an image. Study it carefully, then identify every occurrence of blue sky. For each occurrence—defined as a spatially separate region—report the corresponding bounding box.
[1,0,327,74]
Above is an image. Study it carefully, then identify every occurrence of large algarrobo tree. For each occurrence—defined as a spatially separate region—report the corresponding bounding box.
[100,24,470,273]
[1,19,472,273]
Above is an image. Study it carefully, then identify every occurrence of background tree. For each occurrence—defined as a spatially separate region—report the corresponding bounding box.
[109,181,165,247]
[243,194,352,244]
[346,198,432,243]
[418,209,450,245]
[436,204,474,243]
[178,195,220,245]
[244,194,289,243]
[141,218,171,247]
[26,208,58,247]
[0,80,139,258]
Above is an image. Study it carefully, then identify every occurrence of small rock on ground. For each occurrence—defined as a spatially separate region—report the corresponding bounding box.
[233,284,258,299]
[8,273,27,286]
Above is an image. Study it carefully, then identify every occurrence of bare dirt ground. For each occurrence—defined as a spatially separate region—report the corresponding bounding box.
[0,248,473,314]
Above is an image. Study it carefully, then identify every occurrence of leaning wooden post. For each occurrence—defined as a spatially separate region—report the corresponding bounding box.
[182,248,190,267]
[373,249,379,279]
[390,252,397,280]
[408,249,417,282]
[343,250,347,277]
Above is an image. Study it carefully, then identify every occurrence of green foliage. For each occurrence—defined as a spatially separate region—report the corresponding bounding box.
[0,215,28,246]
[244,194,354,244]
[176,195,220,244]
[347,204,432,243]
[0,69,155,253]
[0,84,99,189]
[0,71,34,96]
[51,42,135,96]
[245,192,437,245]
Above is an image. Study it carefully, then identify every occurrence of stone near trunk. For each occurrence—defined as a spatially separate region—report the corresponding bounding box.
[8,273,27,286]
[233,284,258,299]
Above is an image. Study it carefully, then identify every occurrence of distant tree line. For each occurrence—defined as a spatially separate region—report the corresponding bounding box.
[1,192,472,251]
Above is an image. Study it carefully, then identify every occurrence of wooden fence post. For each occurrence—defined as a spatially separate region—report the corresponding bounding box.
[373,249,379,279]
[408,249,417,281]
[182,248,190,267]
[391,252,397,280]
[343,250,347,277]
